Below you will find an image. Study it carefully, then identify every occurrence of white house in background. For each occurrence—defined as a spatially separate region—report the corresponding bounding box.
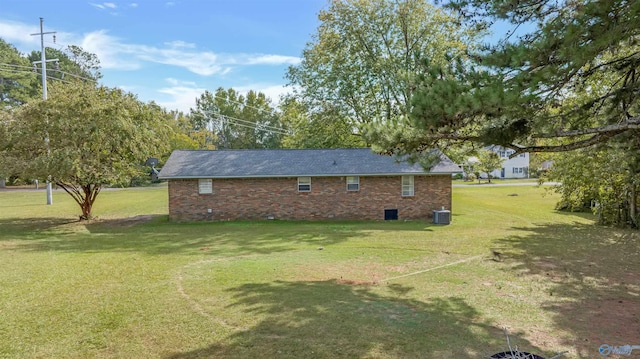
[486,145,530,179]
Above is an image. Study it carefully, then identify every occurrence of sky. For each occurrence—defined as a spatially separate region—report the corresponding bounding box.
[0,0,327,113]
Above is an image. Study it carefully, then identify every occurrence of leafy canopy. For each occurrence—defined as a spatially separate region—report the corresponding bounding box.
[287,0,481,150]
[0,38,40,109]
[190,87,282,149]
[5,82,171,219]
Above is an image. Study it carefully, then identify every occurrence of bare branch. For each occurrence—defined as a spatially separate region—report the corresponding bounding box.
[510,130,626,157]
[533,115,640,138]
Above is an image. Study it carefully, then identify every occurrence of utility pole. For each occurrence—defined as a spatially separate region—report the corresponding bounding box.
[30,17,57,205]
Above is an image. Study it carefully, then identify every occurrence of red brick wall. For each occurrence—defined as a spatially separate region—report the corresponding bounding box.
[167,175,452,222]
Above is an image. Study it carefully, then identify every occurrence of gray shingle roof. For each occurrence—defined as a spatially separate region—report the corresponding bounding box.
[159,148,461,179]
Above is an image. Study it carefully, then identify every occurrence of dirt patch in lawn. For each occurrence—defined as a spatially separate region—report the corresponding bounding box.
[497,222,640,358]
[548,294,640,357]
[96,214,163,227]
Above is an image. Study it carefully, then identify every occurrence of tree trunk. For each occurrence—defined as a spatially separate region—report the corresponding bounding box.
[57,182,101,220]
[630,183,638,229]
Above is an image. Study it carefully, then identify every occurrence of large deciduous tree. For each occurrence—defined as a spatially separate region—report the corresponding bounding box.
[0,38,40,109]
[190,87,283,149]
[5,82,171,219]
[287,0,480,146]
[279,96,365,149]
[28,45,102,83]
[543,139,640,227]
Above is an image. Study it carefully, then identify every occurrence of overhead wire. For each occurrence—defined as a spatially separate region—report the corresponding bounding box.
[2,46,290,137]
[0,67,76,85]
[205,111,290,135]
[32,42,280,116]
[202,110,285,132]
[205,91,281,117]
[0,62,98,84]
[40,41,276,115]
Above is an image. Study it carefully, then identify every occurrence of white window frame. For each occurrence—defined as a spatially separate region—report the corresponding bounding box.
[198,179,213,194]
[346,176,359,191]
[298,176,311,192]
[401,175,414,197]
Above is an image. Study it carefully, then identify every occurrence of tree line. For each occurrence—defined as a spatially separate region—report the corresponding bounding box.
[1,0,638,226]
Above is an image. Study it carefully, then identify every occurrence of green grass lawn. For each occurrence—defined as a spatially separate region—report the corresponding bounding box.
[452,178,540,185]
[1,186,638,358]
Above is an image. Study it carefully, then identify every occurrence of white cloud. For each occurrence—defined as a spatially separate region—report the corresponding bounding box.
[129,3,138,8]
[165,78,197,87]
[156,80,292,113]
[0,19,300,75]
[157,83,206,113]
[0,18,299,114]
[243,54,301,66]
[90,2,118,10]
[235,83,293,104]
[79,30,141,70]
[0,20,41,47]
[165,40,195,49]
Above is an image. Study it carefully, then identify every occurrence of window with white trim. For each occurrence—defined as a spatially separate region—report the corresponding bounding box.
[198,179,213,194]
[401,175,414,196]
[298,177,311,192]
[512,167,524,174]
[346,176,359,191]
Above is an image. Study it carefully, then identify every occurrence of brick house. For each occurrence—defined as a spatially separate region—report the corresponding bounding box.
[159,148,461,222]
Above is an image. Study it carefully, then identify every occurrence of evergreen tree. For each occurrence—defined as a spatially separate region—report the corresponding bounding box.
[369,0,640,157]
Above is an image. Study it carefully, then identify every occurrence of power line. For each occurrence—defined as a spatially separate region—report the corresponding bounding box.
[202,110,289,135]
[203,92,279,117]
[0,62,98,83]
[215,114,289,136]
[0,67,87,86]
[0,63,33,70]
[201,109,283,131]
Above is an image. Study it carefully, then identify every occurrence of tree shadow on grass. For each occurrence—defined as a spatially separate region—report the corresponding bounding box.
[165,279,540,359]
[0,217,80,238]
[0,217,433,256]
[495,222,640,357]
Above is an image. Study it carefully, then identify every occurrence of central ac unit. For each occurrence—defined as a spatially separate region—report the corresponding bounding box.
[433,209,451,225]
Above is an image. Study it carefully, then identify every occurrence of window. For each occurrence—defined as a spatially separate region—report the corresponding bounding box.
[198,179,212,194]
[346,176,359,191]
[512,167,524,174]
[401,175,414,196]
[298,177,311,192]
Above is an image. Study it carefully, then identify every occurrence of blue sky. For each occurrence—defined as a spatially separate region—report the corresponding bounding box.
[1,0,327,112]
